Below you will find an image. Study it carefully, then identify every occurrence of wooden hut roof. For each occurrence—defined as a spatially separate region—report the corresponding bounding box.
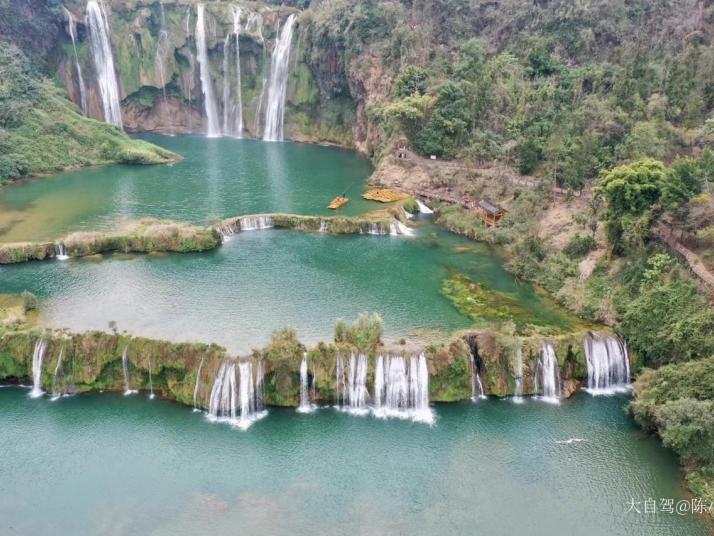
[478,198,503,215]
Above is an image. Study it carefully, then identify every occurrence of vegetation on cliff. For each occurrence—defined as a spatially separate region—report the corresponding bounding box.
[0,42,177,185]
[630,358,714,509]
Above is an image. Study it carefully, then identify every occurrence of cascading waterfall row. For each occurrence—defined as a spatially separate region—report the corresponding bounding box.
[207,358,267,429]
[333,353,433,424]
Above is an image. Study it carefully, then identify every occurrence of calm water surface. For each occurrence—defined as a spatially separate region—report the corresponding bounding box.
[0,388,710,536]
[0,135,374,242]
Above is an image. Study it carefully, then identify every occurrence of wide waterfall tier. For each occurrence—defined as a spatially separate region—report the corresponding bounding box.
[534,342,561,403]
[416,199,434,214]
[239,215,274,231]
[207,359,266,429]
[30,339,48,398]
[373,353,433,424]
[86,0,122,128]
[389,219,415,236]
[583,333,631,395]
[196,4,221,137]
[263,14,297,142]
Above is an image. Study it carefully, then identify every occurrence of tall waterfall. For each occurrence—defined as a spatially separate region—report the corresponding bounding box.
[297,353,314,413]
[50,347,66,401]
[247,12,267,136]
[121,346,137,395]
[155,3,170,121]
[512,347,524,403]
[374,354,433,424]
[535,343,560,403]
[30,339,47,398]
[263,14,297,141]
[255,360,264,412]
[192,356,205,411]
[346,353,369,414]
[208,359,266,429]
[196,4,220,137]
[184,7,195,131]
[583,333,630,395]
[86,0,122,128]
[466,335,485,401]
[222,6,243,137]
[147,356,155,399]
[63,8,88,115]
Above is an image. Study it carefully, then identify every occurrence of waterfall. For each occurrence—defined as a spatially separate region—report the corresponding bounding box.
[466,335,486,401]
[334,354,346,407]
[86,0,122,128]
[121,346,137,395]
[297,353,314,413]
[583,333,630,395]
[196,4,220,137]
[247,12,267,136]
[263,14,297,141]
[184,7,195,131]
[192,356,205,411]
[208,359,266,429]
[55,242,69,261]
[364,223,388,235]
[155,3,170,124]
[389,219,415,236]
[512,347,524,403]
[346,353,369,415]
[319,220,328,233]
[147,356,155,399]
[373,355,385,408]
[416,199,434,214]
[63,8,88,115]
[239,215,274,231]
[208,361,237,420]
[221,6,244,137]
[50,347,65,401]
[374,354,433,424]
[30,339,47,398]
[535,343,560,403]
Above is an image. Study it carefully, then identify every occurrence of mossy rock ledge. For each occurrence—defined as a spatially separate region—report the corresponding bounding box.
[0,326,617,408]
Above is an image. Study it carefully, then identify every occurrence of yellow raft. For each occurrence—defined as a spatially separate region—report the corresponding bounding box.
[328,196,349,209]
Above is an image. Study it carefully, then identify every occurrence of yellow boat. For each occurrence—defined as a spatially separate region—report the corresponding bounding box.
[328,196,349,209]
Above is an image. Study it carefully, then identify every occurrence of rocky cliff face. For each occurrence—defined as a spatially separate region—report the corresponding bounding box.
[57,0,358,145]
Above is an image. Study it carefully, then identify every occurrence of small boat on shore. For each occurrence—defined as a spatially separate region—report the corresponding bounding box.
[328,196,349,209]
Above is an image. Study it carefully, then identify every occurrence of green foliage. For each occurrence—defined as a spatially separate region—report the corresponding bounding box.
[0,43,40,129]
[335,313,383,352]
[395,65,429,97]
[563,234,595,259]
[620,257,714,367]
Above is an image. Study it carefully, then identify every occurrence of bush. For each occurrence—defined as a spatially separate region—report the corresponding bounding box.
[563,234,595,258]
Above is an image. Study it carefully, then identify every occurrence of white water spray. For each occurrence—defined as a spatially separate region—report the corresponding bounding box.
[346,353,369,415]
[147,356,155,399]
[122,346,137,395]
[239,215,274,231]
[374,354,433,424]
[389,219,415,236]
[263,14,296,141]
[334,354,346,407]
[50,347,65,401]
[87,0,122,127]
[208,359,266,429]
[297,353,314,413]
[30,339,47,398]
[195,4,220,137]
[584,333,630,395]
[416,199,434,214]
[535,343,560,403]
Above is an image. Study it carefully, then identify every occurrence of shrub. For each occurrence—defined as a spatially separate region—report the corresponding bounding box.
[563,234,595,258]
